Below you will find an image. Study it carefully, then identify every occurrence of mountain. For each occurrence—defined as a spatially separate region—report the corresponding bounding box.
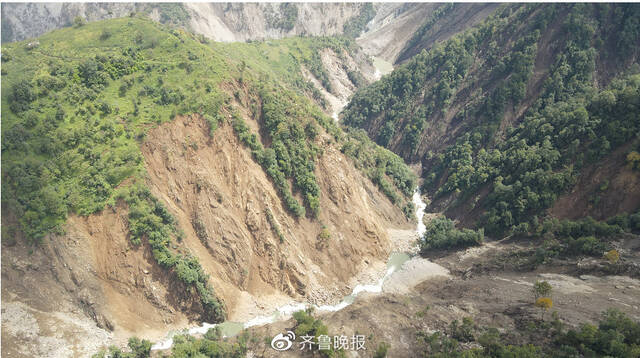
[3,4,640,358]
[0,17,416,356]
[343,3,640,236]
[3,3,390,44]
[2,3,498,66]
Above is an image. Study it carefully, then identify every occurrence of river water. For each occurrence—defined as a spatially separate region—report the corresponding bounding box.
[151,188,427,350]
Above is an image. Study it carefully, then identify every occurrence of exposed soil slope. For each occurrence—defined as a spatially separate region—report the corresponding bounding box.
[141,115,410,322]
[1,113,411,356]
[356,3,439,63]
[1,208,197,357]
[395,3,500,64]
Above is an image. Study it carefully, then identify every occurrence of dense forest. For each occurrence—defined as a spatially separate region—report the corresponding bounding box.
[343,4,640,248]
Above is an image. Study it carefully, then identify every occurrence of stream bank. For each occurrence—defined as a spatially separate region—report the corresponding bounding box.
[151,188,447,350]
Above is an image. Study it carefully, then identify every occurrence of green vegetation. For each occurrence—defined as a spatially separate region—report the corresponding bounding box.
[2,15,417,324]
[374,342,391,358]
[293,308,346,357]
[155,3,191,26]
[532,280,552,300]
[92,328,250,358]
[316,225,331,249]
[73,16,86,28]
[340,128,417,209]
[213,37,415,213]
[0,20,227,314]
[417,309,640,357]
[265,208,285,243]
[114,183,225,321]
[419,216,483,252]
[229,87,320,218]
[343,3,376,38]
[92,337,152,358]
[1,18,229,242]
[512,212,640,269]
[344,4,640,240]
[2,15,415,241]
[168,330,249,358]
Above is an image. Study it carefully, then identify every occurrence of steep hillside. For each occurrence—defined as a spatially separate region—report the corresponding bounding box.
[343,3,640,240]
[395,3,500,64]
[0,3,187,43]
[0,17,416,356]
[185,3,371,43]
[357,3,499,65]
[2,3,498,69]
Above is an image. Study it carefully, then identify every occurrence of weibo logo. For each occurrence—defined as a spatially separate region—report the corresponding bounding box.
[271,330,296,351]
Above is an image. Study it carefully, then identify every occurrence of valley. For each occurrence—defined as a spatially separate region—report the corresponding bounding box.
[1,3,640,358]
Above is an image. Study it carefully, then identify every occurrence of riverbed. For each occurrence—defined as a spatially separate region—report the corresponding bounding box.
[151,188,447,350]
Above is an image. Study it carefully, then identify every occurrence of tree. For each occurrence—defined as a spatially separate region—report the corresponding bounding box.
[604,249,620,264]
[532,280,552,300]
[626,151,640,170]
[316,225,331,250]
[535,297,553,320]
[9,80,35,113]
[127,337,152,358]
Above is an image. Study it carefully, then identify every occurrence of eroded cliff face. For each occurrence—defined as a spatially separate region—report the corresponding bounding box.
[1,3,367,43]
[141,114,409,321]
[356,3,439,63]
[185,3,363,43]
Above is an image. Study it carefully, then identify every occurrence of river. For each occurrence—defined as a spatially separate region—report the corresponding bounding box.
[151,188,428,350]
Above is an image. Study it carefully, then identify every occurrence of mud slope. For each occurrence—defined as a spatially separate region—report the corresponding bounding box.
[356,3,438,63]
[1,208,198,357]
[302,47,377,116]
[141,114,409,322]
[1,114,410,357]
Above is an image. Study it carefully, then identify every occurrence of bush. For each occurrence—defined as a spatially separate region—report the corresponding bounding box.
[373,342,390,358]
[99,29,112,41]
[73,16,86,27]
[532,280,552,300]
[419,216,483,253]
[9,80,35,113]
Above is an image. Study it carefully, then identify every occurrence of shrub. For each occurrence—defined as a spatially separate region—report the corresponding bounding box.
[532,280,552,300]
[604,249,620,264]
[535,297,553,320]
[419,216,483,253]
[373,342,390,358]
[73,16,86,28]
[99,29,112,41]
[316,225,331,250]
[9,80,35,113]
